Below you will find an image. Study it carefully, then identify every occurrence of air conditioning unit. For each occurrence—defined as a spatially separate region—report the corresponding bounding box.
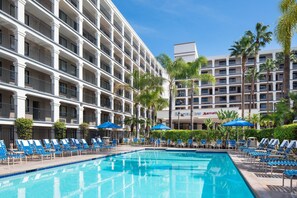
[59,118,66,123]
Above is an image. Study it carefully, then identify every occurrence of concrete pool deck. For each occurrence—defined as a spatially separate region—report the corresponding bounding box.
[0,145,296,198]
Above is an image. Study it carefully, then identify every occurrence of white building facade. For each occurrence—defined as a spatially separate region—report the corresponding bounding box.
[0,0,166,144]
[158,42,297,129]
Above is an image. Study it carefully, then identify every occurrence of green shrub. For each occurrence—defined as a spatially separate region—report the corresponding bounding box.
[15,118,33,139]
[79,122,89,139]
[274,124,297,142]
[258,128,274,140]
[54,121,66,139]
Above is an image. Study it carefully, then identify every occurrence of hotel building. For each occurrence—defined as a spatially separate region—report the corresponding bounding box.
[157,42,297,129]
[0,0,166,144]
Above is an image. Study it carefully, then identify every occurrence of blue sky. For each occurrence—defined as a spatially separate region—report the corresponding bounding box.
[112,0,297,58]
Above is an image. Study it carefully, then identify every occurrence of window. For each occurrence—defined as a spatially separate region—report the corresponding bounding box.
[229,60,236,65]
[89,55,94,63]
[71,107,77,118]
[260,85,266,90]
[260,103,267,109]
[0,0,2,10]
[69,64,77,76]
[25,14,29,26]
[71,43,77,54]
[10,35,15,50]
[201,89,209,94]
[59,36,67,48]
[229,69,236,74]
[25,70,29,84]
[0,29,2,45]
[10,95,14,110]
[0,93,2,108]
[260,94,267,100]
[59,82,67,94]
[70,86,77,97]
[219,70,226,75]
[59,10,67,23]
[60,106,67,117]
[218,61,226,66]
[0,61,2,76]
[25,42,29,56]
[230,96,236,101]
[229,87,237,92]
[10,65,15,81]
[59,59,67,72]
[219,88,226,93]
[193,98,199,102]
[219,96,226,102]
[201,98,209,102]
[229,78,236,83]
[219,79,226,84]
[26,99,29,112]
[10,4,15,17]
[259,56,266,62]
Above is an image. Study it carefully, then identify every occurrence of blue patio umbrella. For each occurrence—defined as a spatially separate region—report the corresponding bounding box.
[97,121,121,129]
[222,118,254,127]
[151,123,171,130]
[222,118,253,141]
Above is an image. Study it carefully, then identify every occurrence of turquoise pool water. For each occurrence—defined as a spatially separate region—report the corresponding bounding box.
[0,150,254,198]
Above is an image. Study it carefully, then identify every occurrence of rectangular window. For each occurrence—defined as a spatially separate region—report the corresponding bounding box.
[0,29,2,45]
[25,42,29,56]
[59,59,67,72]
[0,0,2,10]
[70,86,77,97]
[10,4,15,17]
[59,36,67,48]
[60,106,67,117]
[230,96,236,101]
[193,98,199,102]
[0,61,2,76]
[69,64,77,76]
[25,70,29,84]
[10,95,14,110]
[71,107,77,118]
[59,10,67,23]
[0,93,2,108]
[70,43,77,54]
[229,60,236,65]
[25,14,29,26]
[260,94,267,100]
[26,99,29,112]
[10,35,15,50]
[201,98,209,102]
[10,65,15,81]
[229,69,236,74]
[59,82,67,94]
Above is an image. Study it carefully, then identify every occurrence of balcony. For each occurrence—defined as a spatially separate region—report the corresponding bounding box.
[83,31,97,46]
[124,32,131,42]
[114,21,122,32]
[0,103,15,119]
[59,10,78,32]
[0,27,17,52]
[100,61,111,73]
[101,44,111,56]
[83,69,96,85]
[114,101,123,112]
[101,26,110,38]
[124,48,131,57]
[101,96,111,108]
[83,8,96,25]
[25,72,52,94]
[114,38,122,49]
[100,6,111,20]
[114,70,122,81]
[125,104,131,113]
[59,82,77,100]
[59,35,78,54]
[114,54,122,65]
[0,0,16,18]
[100,79,111,91]
[124,91,131,99]
[25,11,52,39]
[0,65,16,85]
[83,90,96,105]
[25,107,52,122]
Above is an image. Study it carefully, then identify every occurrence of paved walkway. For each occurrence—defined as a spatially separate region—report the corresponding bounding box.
[0,146,296,198]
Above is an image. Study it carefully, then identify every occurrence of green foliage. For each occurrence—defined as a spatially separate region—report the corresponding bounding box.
[15,118,33,140]
[79,123,89,139]
[54,121,66,139]
[274,124,297,142]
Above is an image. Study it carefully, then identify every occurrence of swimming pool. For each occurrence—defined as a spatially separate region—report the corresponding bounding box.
[0,150,254,198]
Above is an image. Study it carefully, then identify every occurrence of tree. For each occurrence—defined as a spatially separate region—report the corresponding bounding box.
[245,23,272,117]
[229,36,253,118]
[260,58,278,114]
[204,118,214,131]
[54,121,66,139]
[245,67,261,118]
[156,54,187,128]
[275,0,297,99]
[15,118,33,140]
[177,56,215,130]
[79,122,89,139]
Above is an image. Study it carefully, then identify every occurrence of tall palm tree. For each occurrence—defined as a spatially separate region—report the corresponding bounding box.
[245,67,261,118]
[177,56,215,130]
[156,54,187,128]
[275,0,297,99]
[229,36,253,118]
[260,58,278,114]
[245,23,272,115]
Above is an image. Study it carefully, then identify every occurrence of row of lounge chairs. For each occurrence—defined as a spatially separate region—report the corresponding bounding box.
[125,137,238,149]
[0,138,117,165]
[240,138,297,192]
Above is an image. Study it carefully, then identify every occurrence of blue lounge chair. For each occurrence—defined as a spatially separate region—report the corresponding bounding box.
[215,140,222,149]
[43,139,52,150]
[81,139,94,152]
[141,138,145,145]
[91,138,101,150]
[0,140,25,164]
[133,138,139,144]
[15,139,23,151]
[155,139,161,147]
[61,139,79,156]
[51,139,64,157]
[33,140,52,160]
[176,139,185,147]
[123,138,129,144]
[187,139,193,148]
[227,140,236,149]
[283,170,297,192]
[20,140,35,158]
[200,139,207,148]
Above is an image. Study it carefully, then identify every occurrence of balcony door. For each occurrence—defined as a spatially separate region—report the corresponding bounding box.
[33,101,39,120]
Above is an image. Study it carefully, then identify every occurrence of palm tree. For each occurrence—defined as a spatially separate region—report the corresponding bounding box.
[177,56,215,130]
[275,0,297,99]
[245,67,261,118]
[260,58,278,114]
[156,54,187,128]
[229,36,253,118]
[245,23,272,116]
[204,118,214,131]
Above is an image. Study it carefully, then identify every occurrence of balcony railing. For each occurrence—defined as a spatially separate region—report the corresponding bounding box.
[0,103,16,119]
[0,67,16,84]
[83,31,97,45]
[101,27,110,38]
[101,61,111,73]
[100,6,111,20]
[83,115,96,126]
[25,75,52,93]
[100,80,111,91]
[114,39,122,48]
[25,107,52,122]
[0,1,16,18]
[114,71,122,80]
[83,92,96,105]
[59,86,77,100]
[114,21,122,32]
[101,44,111,56]
[101,99,111,108]
[124,92,131,99]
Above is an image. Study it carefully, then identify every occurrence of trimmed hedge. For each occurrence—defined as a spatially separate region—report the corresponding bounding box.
[274,124,297,142]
